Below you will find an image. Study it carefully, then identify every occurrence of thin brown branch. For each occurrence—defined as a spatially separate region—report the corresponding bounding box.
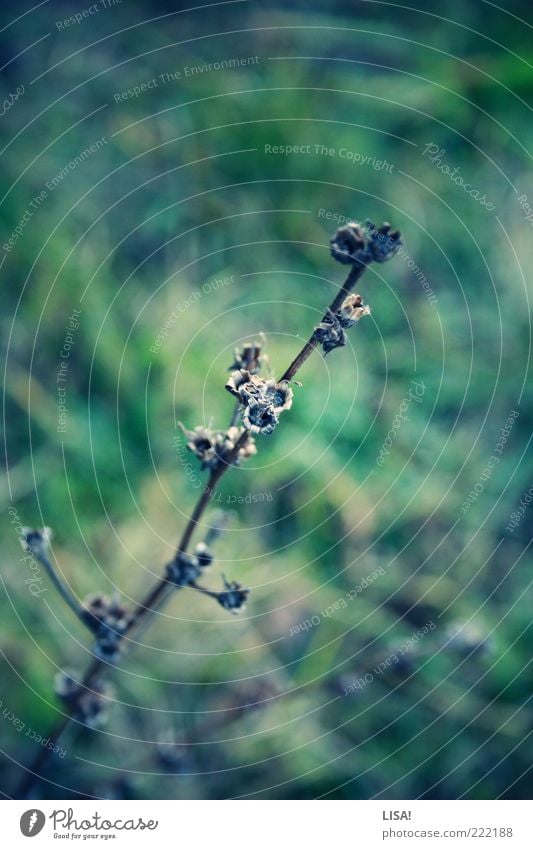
[15,256,369,797]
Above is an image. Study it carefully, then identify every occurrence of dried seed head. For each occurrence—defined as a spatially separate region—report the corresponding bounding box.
[314,311,347,355]
[82,593,131,663]
[235,432,257,462]
[227,371,293,435]
[445,622,491,657]
[366,220,402,262]
[20,527,52,556]
[194,541,214,568]
[229,334,267,374]
[166,551,202,587]
[54,668,80,700]
[225,369,252,400]
[329,219,402,266]
[242,397,279,435]
[178,423,219,469]
[229,372,293,412]
[218,426,257,465]
[267,380,293,412]
[157,741,191,772]
[330,222,368,264]
[179,423,256,470]
[217,576,250,614]
[77,679,114,728]
[337,293,371,328]
[55,670,113,728]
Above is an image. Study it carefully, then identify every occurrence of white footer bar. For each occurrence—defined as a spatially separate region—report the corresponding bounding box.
[3,800,529,847]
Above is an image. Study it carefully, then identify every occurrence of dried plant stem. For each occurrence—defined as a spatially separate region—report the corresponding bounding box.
[280,259,367,382]
[16,656,102,799]
[34,549,89,629]
[16,260,368,798]
[16,434,250,797]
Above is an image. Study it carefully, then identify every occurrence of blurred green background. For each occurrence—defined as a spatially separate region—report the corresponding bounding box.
[1,0,532,799]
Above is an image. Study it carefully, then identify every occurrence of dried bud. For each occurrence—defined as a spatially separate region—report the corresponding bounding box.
[229,334,267,374]
[366,220,402,262]
[314,311,346,355]
[235,432,257,462]
[194,542,214,568]
[178,424,219,469]
[218,426,257,465]
[268,380,293,412]
[330,222,368,264]
[179,423,256,470]
[337,293,371,328]
[242,397,279,435]
[20,527,52,556]
[82,593,130,662]
[226,371,293,435]
[54,668,79,700]
[217,576,250,614]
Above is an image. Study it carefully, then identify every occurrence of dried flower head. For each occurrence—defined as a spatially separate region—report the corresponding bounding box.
[242,397,279,434]
[330,220,402,266]
[330,221,368,264]
[217,576,250,614]
[203,511,234,546]
[179,423,256,469]
[337,293,371,327]
[227,371,292,411]
[77,679,114,728]
[366,220,403,262]
[54,668,80,700]
[157,740,191,772]
[226,370,293,435]
[178,424,218,469]
[20,527,52,556]
[225,368,251,399]
[445,622,492,657]
[314,310,347,355]
[218,426,257,465]
[82,593,131,662]
[315,293,372,355]
[55,670,113,728]
[166,551,202,587]
[229,334,267,374]
[268,380,293,412]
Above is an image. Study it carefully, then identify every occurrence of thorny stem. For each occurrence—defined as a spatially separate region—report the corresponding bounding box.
[16,260,369,797]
